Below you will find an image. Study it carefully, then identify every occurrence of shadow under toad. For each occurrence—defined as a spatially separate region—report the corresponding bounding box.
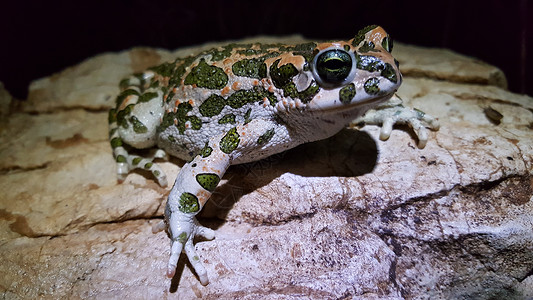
[201,128,379,226]
[169,253,202,293]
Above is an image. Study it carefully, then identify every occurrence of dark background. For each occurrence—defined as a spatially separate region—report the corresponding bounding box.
[1,0,532,99]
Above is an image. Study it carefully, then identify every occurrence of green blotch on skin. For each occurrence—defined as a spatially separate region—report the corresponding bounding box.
[119,78,130,90]
[184,58,228,89]
[205,43,251,61]
[257,128,275,145]
[219,114,236,124]
[261,89,278,106]
[244,108,252,124]
[168,56,196,88]
[108,128,117,137]
[132,157,142,165]
[179,192,200,213]
[364,78,381,95]
[232,58,267,79]
[281,42,316,64]
[149,80,160,88]
[177,232,188,244]
[196,173,221,192]
[115,89,139,108]
[219,127,240,154]
[381,63,398,83]
[116,155,127,163]
[117,112,128,129]
[269,59,299,88]
[164,91,175,104]
[358,41,378,53]
[352,25,378,47]
[200,142,213,158]
[258,51,283,62]
[149,61,175,77]
[260,43,283,50]
[110,137,122,148]
[153,170,160,177]
[339,83,356,104]
[298,81,320,103]
[188,116,202,131]
[130,116,148,133]
[138,92,158,103]
[159,102,202,134]
[285,42,317,53]
[282,81,320,104]
[237,48,261,56]
[227,88,263,109]
[133,73,145,83]
[108,109,117,124]
[116,104,135,129]
[199,94,226,117]
[144,162,153,169]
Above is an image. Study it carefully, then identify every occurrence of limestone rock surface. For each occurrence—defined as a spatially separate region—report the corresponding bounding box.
[0,36,532,299]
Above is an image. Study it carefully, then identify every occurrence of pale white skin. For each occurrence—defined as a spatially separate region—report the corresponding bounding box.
[109,26,439,285]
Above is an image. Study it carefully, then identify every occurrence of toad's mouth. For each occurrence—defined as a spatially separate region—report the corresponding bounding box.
[312,91,396,114]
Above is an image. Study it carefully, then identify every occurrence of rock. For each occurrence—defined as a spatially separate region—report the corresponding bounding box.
[0,36,532,299]
[394,43,508,89]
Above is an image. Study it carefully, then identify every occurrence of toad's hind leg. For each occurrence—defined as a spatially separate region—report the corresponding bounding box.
[110,144,169,187]
[108,72,168,186]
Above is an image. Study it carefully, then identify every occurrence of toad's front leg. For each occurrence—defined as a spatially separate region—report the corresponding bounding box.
[153,120,282,285]
[354,94,440,148]
[152,144,228,285]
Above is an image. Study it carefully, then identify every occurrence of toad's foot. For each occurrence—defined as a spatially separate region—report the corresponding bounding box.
[113,146,169,187]
[153,214,215,285]
[354,95,440,148]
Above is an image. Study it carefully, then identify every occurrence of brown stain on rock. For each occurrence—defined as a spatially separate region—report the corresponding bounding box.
[129,48,163,73]
[87,183,100,190]
[473,137,492,146]
[504,175,533,206]
[0,209,36,237]
[45,133,88,149]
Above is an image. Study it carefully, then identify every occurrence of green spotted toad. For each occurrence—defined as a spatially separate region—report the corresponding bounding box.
[108,25,439,285]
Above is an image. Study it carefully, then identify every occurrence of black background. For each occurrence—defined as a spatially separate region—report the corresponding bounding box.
[1,0,532,99]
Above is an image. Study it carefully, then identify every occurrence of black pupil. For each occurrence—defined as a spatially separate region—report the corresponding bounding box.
[316,50,352,84]
[324,59,345,70]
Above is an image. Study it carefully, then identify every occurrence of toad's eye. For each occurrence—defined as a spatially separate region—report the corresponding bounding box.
[312,49,355,86]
